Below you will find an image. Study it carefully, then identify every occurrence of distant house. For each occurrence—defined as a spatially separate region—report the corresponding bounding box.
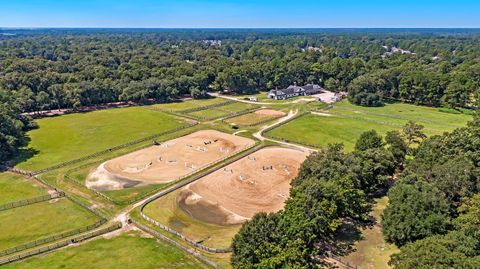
[203,40,222,46]
[381,45,416,59]
[301,46,322,52]
[302,84,324,95]
[267,84,324,100]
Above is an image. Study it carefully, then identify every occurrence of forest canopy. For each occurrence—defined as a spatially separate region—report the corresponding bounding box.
[0,29,479,113]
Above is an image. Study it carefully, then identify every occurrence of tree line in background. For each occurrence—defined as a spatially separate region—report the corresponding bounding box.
[231,116,480,268]
[0,29,479,113]
[1,29,479,163]
[1,29,480,163]
[0,93,35,164]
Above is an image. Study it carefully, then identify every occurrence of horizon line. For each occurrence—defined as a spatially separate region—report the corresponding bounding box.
[2,27,480,30]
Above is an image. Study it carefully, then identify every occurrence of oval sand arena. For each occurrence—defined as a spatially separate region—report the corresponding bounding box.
[86,130,255,191]
[178,147,308,226]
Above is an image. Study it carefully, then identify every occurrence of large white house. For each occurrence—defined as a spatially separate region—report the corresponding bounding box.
[267,84,324,100]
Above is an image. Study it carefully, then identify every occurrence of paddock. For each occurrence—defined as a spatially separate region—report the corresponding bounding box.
[225,109,286,126]
[178,147,308,226]
[86,130,255,191]
[254,109,286,117]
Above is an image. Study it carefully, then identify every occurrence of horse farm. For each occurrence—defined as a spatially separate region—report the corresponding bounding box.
[0,95,473,269]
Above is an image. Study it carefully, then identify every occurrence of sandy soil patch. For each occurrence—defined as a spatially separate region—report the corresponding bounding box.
[311,111,333,117]
[254,109,286,117]
[86,130,254,191]
[178,147,308,225]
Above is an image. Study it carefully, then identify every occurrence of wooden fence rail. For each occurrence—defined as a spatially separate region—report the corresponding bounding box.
[131,220,223,269]
[139,144,266,253]
[0,192,65,212]
[0,223,122,266]
[0,218,106,257]
[32,122,198,175]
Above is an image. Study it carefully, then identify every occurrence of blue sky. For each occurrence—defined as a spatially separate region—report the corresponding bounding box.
[1,0,479,28]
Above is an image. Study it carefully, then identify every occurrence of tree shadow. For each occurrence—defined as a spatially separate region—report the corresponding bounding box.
[325,216,377,257]
[8,135,39,167]
[10,147,39,167]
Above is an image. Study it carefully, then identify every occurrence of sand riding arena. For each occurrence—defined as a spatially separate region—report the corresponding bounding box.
[254,109,286,117]
[178,147,309,226]
[86,130,255,191]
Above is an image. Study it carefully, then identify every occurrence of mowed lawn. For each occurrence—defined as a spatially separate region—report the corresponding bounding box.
[267,101,472,151]
[186,102,257,120]
[0,172,47,205]
[143,190,241,249]
[17,107,187,170]
[3,231,206,269]
[151,98,229,112]
[188,108,231,120]
[0,198,99,250]
[217,102,258,112]
[330,100,473,135]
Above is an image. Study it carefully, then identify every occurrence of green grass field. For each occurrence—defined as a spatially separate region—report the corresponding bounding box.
[267,113,397,151]
[217,102,258,113]
[143,189,241,249]
[188,108,232,120]
[0,198,99,250]
[342,197,399,269]
[186,102,258,120]
[0,172,47,205]
[3,231,207,269]
[267,100,472,151]
[16,107,187,171]
[330,100,472,134]
[225,111,280,126]
[151,98,229,112]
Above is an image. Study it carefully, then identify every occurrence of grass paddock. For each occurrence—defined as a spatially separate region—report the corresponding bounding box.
[0,172,47,205]
[3,231,206,269]
[341,197,399,269]
[16,107,187,171]
[150,98,229,112]
[225,111,281,126]
[0,198,99,250]
[267,100,472,151]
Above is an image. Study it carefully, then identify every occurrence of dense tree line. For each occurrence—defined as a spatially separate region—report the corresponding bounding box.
[1,29,477,164]
[0,92,34,163]
[230,127,415,268]
[382,114,480,268]
[0,29,479,113]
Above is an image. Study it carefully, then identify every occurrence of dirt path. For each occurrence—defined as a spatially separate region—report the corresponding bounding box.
[311,111,333,117]
[253,110,317,153]
[233,130,248,136]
